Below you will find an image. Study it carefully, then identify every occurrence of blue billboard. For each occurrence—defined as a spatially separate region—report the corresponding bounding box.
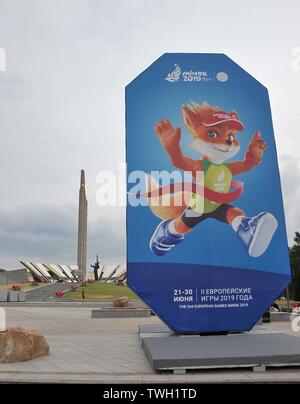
[126,53,291,334]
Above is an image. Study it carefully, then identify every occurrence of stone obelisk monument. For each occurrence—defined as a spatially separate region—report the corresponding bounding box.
[77,169,88,280]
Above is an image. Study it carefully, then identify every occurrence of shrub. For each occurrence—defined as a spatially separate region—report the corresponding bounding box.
[11,284,21,291]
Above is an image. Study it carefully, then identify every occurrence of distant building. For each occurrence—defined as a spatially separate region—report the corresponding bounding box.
[19,262,127,283]
[0,268,28,285]
[20,262,78,283]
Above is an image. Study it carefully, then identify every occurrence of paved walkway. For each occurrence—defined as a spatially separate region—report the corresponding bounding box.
[1,306,300,383]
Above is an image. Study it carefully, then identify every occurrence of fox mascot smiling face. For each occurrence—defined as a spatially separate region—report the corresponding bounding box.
[184,103,241,164]
[149,102,278,258]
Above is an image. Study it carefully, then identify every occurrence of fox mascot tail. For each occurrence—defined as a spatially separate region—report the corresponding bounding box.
[146,175,191,220]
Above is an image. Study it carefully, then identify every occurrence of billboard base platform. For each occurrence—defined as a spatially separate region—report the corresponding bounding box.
[141,332,300,372]
[139,323,170,334]
[91,308,151,318]
[138,323,279,338]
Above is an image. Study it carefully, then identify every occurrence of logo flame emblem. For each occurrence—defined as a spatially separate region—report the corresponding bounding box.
[165,64,181,83]
[217,170,225,182]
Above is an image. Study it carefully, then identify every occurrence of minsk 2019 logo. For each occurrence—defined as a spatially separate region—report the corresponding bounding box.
[165,64,228,83]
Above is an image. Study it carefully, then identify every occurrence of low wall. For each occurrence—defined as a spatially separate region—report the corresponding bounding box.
[0,269,28,285]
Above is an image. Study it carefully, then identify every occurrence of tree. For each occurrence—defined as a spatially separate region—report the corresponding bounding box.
[289,232,300,301]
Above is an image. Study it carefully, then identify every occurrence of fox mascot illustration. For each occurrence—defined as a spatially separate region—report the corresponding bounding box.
[148,102,278,257]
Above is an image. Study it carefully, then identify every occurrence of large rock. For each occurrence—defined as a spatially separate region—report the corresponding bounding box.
[113,296,129,308]
[0,327,49,363]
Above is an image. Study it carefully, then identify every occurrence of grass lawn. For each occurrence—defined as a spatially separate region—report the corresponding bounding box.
[0,283,43,292]
[64,282,139,301]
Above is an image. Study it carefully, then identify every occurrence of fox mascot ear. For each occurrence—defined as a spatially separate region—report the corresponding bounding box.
[230,111,239,120]
[182,102,220,136]
[182,105,198,136]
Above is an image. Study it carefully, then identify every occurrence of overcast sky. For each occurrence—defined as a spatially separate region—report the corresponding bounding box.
[0,0,299,269]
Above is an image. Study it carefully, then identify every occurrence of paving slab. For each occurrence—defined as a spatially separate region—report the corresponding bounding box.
[0,306,300,383]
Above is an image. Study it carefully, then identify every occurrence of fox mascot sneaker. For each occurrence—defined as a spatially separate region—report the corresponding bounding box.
[150,220,184,256]
[236,212,278,257]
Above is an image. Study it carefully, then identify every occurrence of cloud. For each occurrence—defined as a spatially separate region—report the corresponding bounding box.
[0,205,125,269]
[0,0,299,266]
[278,153,300,244]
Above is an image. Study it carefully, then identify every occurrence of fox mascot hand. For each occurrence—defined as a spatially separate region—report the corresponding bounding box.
[155,119,181,149]
[246,131,267,164]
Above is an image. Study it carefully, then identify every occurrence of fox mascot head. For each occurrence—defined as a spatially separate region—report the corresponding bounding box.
[183,102,242,164]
